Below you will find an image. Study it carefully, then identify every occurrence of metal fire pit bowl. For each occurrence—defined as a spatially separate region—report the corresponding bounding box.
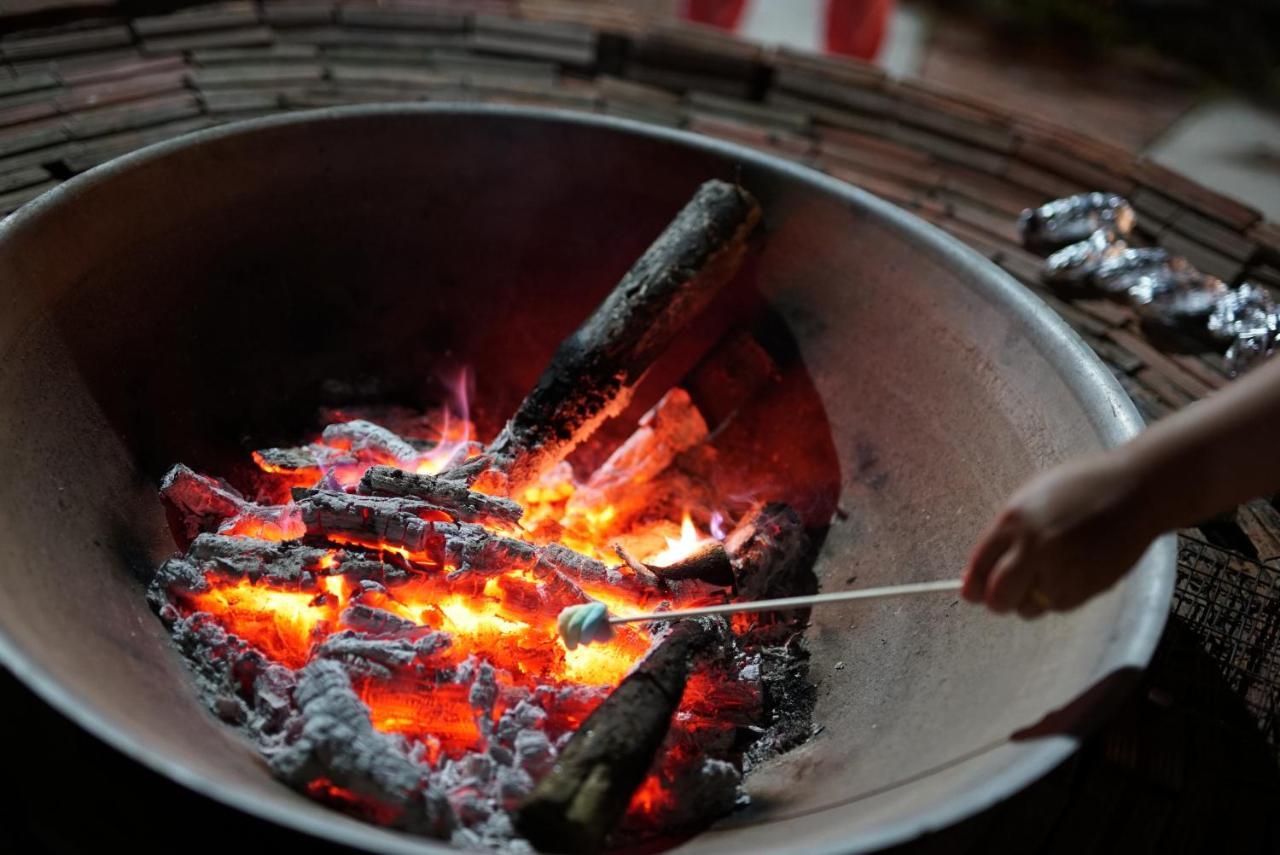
[0,105,1174,854]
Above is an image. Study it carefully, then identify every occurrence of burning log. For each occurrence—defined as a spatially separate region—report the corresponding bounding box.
[160,464,246,546]
[253,443,346,476]
[652,541,734,587]
[294,490,658,597]
[515,617,732,854]
[161,463,303,544]
[315,629,452,680]
[296,489,454,556]
[150,533,410,605]
[272,660,457,838]
[321,419,420,464]
[472,180,761,495]
[358,465,523,528]
[566,388,708,519]
[620,504,806,592]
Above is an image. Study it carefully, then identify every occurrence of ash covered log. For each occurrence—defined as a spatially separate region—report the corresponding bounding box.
[296,489,658,596]
[472,180,761,495]
[515,617,732,854]
[322,419,420,464]
[161,463,303,545]
[272,660,456,838]
[358,465,523,528]
[160,464,246,546]
[150,533,410,606]
[315,628,452,679]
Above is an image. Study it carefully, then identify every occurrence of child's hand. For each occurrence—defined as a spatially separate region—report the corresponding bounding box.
[961,451,1158,617]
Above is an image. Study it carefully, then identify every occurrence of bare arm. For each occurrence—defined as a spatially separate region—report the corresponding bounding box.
[963,355,1280,617]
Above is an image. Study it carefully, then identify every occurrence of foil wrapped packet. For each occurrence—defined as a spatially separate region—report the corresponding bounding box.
[1090,247,1171,296]
[1043,229,1128,285]
[1024,191,1278,376]
[1207,283,1279,374]
[1131,268,1226,330]
[1018,192,1136,251]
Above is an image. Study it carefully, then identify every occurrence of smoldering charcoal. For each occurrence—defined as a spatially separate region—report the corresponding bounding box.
[145,181,826,851]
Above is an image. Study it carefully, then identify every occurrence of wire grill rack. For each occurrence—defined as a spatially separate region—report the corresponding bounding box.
[1172,533,1280,748]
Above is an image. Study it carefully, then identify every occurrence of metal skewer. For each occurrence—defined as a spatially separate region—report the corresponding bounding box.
[606,579,963,625]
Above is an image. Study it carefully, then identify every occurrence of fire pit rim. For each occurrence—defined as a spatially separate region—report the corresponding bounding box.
[0,102,1176,855]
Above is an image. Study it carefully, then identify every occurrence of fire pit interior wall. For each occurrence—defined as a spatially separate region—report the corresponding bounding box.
[0,108,1169,854]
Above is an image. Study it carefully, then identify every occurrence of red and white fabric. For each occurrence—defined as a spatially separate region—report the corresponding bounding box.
[683,0,893,61]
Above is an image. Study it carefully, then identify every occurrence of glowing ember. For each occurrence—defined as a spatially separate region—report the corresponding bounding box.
[150,382,806,849]
[647,512,715,567]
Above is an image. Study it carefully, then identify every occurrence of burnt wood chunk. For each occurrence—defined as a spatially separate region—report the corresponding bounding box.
[160,463,247,547]
[566,387,708,517]
[358,464,523,528]
[322,418,419,463]
[652,541,734,586]
[272,660,456,838]
[296,489,451,556]
[726,502,812,604]
[151,534,410,606]
[473,180,761,495]
[295,491,616,594]
[516,618,731,853]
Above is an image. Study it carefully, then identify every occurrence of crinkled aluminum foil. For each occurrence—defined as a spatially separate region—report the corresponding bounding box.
[1090,247,1171,296]
[1132,269,1226,329]
[1043,229,1128,285]
[1207,283,1278,374]
[1018,192,1136,251]
[1024,191,1279,376]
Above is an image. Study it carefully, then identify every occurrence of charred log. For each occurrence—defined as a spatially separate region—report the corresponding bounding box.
[652,541,734,587]
[472,180,761,495]
[294,490,647,599]
[160,464,248,547]
[358,465,523,528]
[515,617,732,853]
[253,443,346,475]
[321,419,419,464]
[150,533,410,607]
[271,660,457,838]
[725,502,812,602]
[566,388,708,518]
[162,463,304,545]
[314,629,452,680]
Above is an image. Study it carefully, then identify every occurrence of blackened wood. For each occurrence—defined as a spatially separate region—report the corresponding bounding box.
[160,463,248,547]
[322,418,419,463]
[653,541,733,586]
[359,464,523,527]
[515,617,729,853]
[475,179,760,495]
[725,503,812,604]
[296,490,617,594]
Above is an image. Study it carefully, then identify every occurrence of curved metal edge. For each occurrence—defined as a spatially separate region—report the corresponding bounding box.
[0,103,1177,855]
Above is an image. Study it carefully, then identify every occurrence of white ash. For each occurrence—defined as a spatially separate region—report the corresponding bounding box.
[271,660,456,838]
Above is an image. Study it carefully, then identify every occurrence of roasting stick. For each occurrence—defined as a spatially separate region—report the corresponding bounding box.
[610,579,962,624]
[557,580,962,648]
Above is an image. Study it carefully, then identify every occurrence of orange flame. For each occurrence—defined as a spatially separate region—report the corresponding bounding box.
[173,399,742,829]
